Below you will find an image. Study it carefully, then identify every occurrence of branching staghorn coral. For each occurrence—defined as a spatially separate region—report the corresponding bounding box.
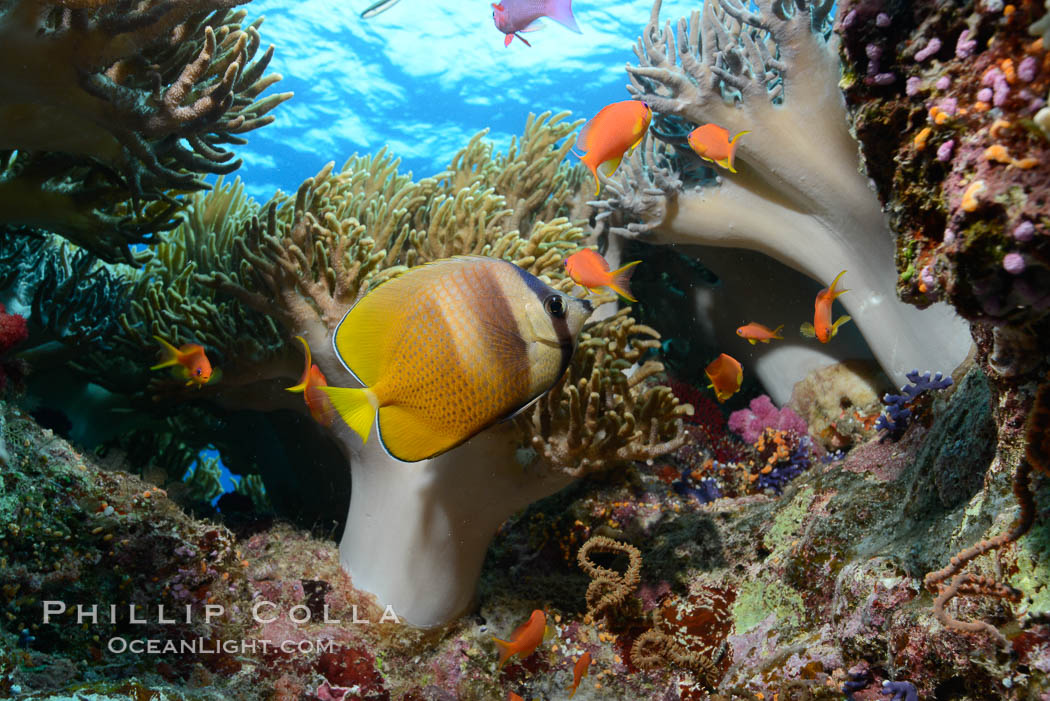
[603,0,971,395]
[0,0,291,262]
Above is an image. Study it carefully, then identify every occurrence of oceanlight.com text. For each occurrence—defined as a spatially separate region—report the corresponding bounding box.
[107,637,340,655]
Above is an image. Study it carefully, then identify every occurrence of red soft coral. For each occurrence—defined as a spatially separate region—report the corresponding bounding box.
[0,303,28,353]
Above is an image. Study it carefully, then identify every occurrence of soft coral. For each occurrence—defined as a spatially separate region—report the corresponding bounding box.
[0,303,28,392]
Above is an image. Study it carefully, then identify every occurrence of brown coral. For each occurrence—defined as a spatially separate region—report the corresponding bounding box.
[577,535,642,622]
[0,0,291,262]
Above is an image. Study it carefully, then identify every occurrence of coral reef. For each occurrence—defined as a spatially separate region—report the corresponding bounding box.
[4,0,1049,697]
[838,0,1050,330]
[875,369,955,440]
[728,395,808,444]
[593,0,973,400]
[4,111,689,628]
[0,0,291,263]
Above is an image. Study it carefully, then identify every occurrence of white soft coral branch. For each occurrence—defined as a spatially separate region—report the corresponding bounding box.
[615,0,972,390]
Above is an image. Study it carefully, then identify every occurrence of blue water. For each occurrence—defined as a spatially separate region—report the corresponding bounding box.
[231,0,699,200]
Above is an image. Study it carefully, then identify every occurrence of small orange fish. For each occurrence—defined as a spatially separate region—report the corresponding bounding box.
[736,322,784,345]
[493,609,546,671]
[576,100,652,195]
[151,335,215,388]
[508,694,524,701]
[568,651,592,698]
[564,249,641,302]
[286,336,334,426]
[800,270,852,343]
[687,123,749,173]
[705,353,742,403]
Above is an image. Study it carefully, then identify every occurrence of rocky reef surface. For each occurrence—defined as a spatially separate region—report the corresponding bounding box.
[2,348,1047,700]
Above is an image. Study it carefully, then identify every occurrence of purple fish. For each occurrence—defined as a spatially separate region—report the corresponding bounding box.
[491,0,581,48]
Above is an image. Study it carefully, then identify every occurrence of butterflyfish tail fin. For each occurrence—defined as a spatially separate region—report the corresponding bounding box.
[772,324,784,339]
[717,157,737,173]
[607,259,641,302]
[319,386,376,444]
[150,335,180,370]
[800,322,816,338]
[830,315,853,338]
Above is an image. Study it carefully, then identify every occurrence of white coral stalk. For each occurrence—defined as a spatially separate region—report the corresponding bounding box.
[336,420,572,627]
[617,0,971,388]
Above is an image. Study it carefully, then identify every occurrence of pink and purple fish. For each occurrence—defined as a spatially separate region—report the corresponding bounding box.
[492,0,581,47]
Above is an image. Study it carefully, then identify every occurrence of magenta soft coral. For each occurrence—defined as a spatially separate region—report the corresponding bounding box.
[728,395,808,444]
[0,303,28,392]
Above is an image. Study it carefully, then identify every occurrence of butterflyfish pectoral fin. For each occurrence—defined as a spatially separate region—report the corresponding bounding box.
[319,386,377,445]
[830,315,853,338]
[748,338,758,345]
[800,322,816,338]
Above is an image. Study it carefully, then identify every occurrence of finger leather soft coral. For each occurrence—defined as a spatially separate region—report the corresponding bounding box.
[597,0,972,399]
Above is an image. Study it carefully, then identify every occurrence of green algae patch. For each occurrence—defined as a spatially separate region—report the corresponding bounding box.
[732,578,806,634]
[1012,520,1050,613]
[763,487,816,556]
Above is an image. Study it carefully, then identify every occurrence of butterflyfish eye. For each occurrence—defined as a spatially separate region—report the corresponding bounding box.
[543,294,566,318]
[196,368,202,375]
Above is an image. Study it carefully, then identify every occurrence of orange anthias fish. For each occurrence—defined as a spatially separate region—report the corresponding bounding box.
[576,100,652,195]
[564,249,641,302]
[687,123,749,173]
[492,0,581,47]
[493,609,547,671]
[151,335,215,388]
[736,322,784,345]
[800,270,852,343]
[705,353,742,403]
[568,651,592,697]
[508,694,524,701]
[286,336,334,426]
